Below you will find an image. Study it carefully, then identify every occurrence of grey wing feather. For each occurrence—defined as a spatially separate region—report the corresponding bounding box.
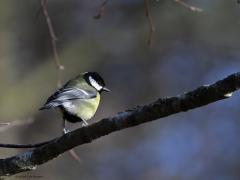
[40,87,96,110]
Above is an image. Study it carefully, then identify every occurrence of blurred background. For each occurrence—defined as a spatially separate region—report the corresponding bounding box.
[0,0,240,179]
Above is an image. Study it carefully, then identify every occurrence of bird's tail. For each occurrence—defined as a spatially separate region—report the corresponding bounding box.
[39,106,47,110]
[39,104,51,110]
[39,101,60,110]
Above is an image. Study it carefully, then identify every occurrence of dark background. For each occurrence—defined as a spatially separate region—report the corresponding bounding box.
[0,0,240,179]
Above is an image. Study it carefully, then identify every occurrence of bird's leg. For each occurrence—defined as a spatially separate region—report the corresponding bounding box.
[62,118,70,134]
[62,118,81,162]
[81,119,89,127]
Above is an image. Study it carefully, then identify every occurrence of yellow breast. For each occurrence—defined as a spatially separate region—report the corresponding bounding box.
[75,92,100,121]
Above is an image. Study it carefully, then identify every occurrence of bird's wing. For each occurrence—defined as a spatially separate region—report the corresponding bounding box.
[40,87,96,110]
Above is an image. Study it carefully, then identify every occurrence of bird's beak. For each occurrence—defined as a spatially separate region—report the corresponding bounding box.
[102,87,111,92]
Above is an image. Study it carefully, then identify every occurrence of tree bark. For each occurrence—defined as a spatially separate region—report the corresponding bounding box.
[0,72,239,176]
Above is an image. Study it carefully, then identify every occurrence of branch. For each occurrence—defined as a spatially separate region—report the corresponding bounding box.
[40,0,64,87]
[39,0,81,162]
[94,0,109,19]
[144,0,155,47]
[0,72,240,176]
[174,0,203,12]
[0,119,34,133]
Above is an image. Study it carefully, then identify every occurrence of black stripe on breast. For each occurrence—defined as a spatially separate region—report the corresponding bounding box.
[60,106,83,123]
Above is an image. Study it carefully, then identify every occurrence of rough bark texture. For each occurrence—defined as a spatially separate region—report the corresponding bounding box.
[0,72,240,176]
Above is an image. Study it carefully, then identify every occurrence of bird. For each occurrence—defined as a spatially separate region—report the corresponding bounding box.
[40,72,110,132]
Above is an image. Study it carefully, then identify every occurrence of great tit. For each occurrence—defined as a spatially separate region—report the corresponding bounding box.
[40,72,110,130]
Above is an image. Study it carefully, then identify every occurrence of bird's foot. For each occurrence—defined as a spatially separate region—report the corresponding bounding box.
[63,128,71,134]
[82,119,89,127]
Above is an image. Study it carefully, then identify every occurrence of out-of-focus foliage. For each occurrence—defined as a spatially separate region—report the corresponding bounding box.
[0,0,240,179]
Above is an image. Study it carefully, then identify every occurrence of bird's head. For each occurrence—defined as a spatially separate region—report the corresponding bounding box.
[83,72,110,93]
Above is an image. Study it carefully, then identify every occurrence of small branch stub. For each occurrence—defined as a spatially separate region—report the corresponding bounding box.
[174,0,203,12]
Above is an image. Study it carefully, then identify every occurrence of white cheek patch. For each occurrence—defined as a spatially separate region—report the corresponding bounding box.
[89,76,103,91]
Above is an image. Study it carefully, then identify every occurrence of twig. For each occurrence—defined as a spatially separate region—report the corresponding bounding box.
[40,0,64,87]
[0,140,51,149]
[68,150,82,163]
[62,122,82,163]
[174,0,202,12]
[0,119,34,133]
[0,123,11,126]
[94,0,109,19]
[39,0,80,162]
[0,72,240,176]
[144,0,155,47]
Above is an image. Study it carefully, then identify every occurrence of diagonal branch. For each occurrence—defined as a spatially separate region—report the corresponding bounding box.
[0,72,240,176]
[39,0,81,162]
[94,0,109,19]
[174,0,203,12]
[40,0,64,87]
[144,0,155,47]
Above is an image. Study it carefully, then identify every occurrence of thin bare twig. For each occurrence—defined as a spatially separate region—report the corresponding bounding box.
[0,140,50,148]
[40,0,64,87]
[68,150,82,163]
[174,0,202,12]
[0,119,34,133]
[94,0,109,19]
[0,122,11,126]
[39,0,81,162]
[62,122,82,163]
[144,0,156,47]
